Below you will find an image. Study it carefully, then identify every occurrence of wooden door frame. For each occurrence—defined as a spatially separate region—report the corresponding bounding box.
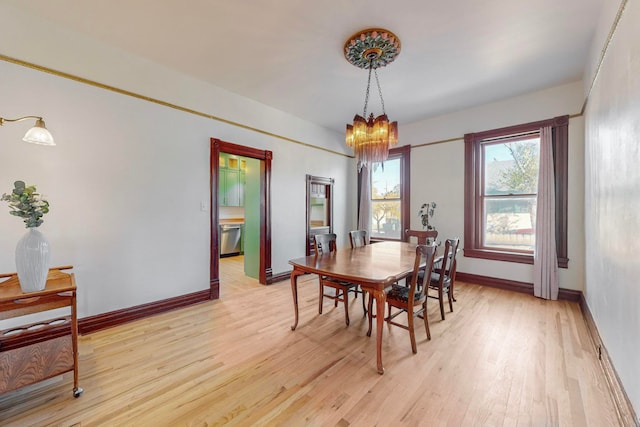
[210,138,272,299]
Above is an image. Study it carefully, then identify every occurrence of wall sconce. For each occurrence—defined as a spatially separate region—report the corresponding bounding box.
[0,116,56,146]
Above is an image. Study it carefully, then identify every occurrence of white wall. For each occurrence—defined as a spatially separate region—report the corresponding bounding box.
[0,3,347,157]
[0,58,355,320]
[584,0,640,418]
[403,81,586,290]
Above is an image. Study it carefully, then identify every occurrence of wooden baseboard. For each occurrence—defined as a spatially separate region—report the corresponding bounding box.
[210,278,219,300]
[455,272,581,302]
[268,271,291,284]
[579,295,639,426]
[78,289,210,335]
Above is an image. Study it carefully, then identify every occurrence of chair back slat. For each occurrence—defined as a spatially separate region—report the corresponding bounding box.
[440,237,460,281]
[405,228,438,245]
[433,238,460,287]
[314,233,337,255]
[349,230,368,248]
[443,238,460,282]
[412,244,437,301]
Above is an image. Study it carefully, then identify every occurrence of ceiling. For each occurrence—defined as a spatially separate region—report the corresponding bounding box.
[6,0,603,133]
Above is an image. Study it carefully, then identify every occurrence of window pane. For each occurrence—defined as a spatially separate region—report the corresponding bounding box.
[483,137,540,196]
[483,197,537,251]
[370,157,403,240]
[371,200,401,239]
[371,158,401,200]
[368,146,411,240]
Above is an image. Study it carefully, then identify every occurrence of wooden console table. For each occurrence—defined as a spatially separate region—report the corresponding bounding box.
[0,266,83,397]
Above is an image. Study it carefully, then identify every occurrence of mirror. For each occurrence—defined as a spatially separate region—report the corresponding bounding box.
[306,175,334,255]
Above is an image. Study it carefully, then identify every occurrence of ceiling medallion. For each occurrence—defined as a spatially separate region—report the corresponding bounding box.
[344,28,401,69]
[344,28,400,170]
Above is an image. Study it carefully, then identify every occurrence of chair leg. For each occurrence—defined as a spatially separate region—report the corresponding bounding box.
[408,310,417,354]
[448,288,454,313]
[343,289,350,326]
[422,302,431,340]
[319,284,324,314]
[361,287,367,316]
[439,287,445,320]
[334,288,339,307]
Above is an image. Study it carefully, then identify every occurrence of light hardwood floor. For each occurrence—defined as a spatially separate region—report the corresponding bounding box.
[0,256,622,426]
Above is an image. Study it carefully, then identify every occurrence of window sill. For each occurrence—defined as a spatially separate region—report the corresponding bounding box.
[464,248,568,268]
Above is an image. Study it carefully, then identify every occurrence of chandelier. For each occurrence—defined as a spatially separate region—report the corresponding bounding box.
[344,28,400,170]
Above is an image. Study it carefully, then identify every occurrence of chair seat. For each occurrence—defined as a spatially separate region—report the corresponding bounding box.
[322,277,358,288]
[416,270,451,289]
[429,273,451,289]
[387,284,411,302]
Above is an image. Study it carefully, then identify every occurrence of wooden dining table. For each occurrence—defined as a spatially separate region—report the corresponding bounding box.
[289,240,422,374]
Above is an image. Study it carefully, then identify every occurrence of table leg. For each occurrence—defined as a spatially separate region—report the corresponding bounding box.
[373,288,386,375]
[290,269,305,331]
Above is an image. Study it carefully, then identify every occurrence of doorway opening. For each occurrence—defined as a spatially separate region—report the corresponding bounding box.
[210,138,273,299]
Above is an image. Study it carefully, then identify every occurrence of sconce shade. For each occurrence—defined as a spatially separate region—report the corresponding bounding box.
[22,118,55,146]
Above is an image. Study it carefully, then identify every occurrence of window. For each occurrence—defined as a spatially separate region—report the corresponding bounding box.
[483,135,539,252]
[464,116,569,267]
[367,146,410,241]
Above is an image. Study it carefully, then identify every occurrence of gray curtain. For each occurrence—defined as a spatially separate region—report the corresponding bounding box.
[534,125,559,299]
[357,165,371,240]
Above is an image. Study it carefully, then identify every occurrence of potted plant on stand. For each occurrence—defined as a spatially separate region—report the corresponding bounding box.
[2,180,51,292]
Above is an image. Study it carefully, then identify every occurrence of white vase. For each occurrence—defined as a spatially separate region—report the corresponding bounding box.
[15,228,51,293]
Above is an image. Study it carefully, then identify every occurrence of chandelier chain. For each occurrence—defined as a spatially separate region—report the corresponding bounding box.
[374,68,386,115]
[363,64,373,117]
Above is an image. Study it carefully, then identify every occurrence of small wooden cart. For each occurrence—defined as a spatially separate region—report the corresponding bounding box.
[0,266,83,397]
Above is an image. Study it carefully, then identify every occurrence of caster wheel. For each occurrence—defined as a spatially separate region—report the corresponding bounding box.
[73,387,84,398]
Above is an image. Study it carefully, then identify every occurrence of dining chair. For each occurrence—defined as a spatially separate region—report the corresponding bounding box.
[428,237,460,320]
[367,243,437,354]
[314,233,361,326]
[349,229,368,248]
[349,230,368,313]
[405,228,438,245]
[403,228,438,286]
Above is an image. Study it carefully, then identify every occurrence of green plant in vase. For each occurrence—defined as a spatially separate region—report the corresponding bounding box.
[1,180,49,228]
